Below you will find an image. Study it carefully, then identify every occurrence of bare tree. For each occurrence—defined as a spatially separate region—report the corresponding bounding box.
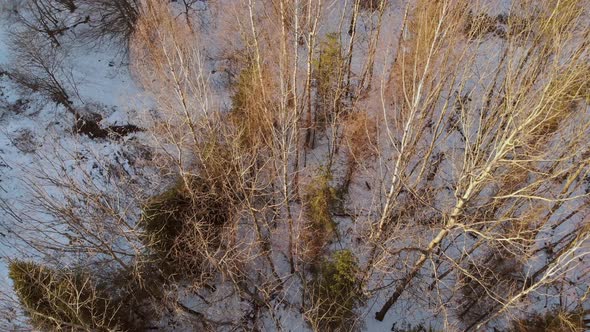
[6,29,78,113]
[5,0,590,330]
[79,0,140,45]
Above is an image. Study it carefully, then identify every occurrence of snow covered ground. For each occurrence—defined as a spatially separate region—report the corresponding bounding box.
[0,0,587,331]
[0,5,151,329]
[0,2,424,328]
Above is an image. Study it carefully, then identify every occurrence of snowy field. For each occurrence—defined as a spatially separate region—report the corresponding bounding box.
[0,4,151,328]
[0,0,588,331]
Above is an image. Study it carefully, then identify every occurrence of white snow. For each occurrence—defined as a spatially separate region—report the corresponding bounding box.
[0,0,588,331]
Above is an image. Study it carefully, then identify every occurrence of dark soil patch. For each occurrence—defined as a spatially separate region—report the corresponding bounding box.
[74,115,143,139]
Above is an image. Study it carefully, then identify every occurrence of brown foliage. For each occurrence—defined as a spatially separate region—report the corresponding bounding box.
[343,111,377,163]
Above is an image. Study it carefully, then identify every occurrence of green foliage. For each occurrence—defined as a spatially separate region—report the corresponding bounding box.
[139,176,229,277]
[315,33,342,80]
[314,32,343,126]
[306,170,338,232]
[322,250,359,298]
[303,169,338,265]
[140,179,191,263]
[308,250,363,331]
[9,261,125,331]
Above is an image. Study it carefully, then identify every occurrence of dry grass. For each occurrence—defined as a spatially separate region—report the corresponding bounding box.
[343,111,377,163]
[510,309,587,332]
[386,0,467,129]
[229,64,275,150]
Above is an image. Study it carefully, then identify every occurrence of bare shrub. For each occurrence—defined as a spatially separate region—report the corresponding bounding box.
[342,111,377,163]
[229,64,275,150]
[509,309,587,332]
[456,249,524,330]
[340,111,377,192]
[131,0,249,289]
[385,0,467,130]
[359,0,386,11]
[7,30,78,113]
[268,0,309,33]
[14,0,78,47]
[464,11,499,39]
[10,128,39,153]
[79,0,140,46]
[532,64,590,138]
